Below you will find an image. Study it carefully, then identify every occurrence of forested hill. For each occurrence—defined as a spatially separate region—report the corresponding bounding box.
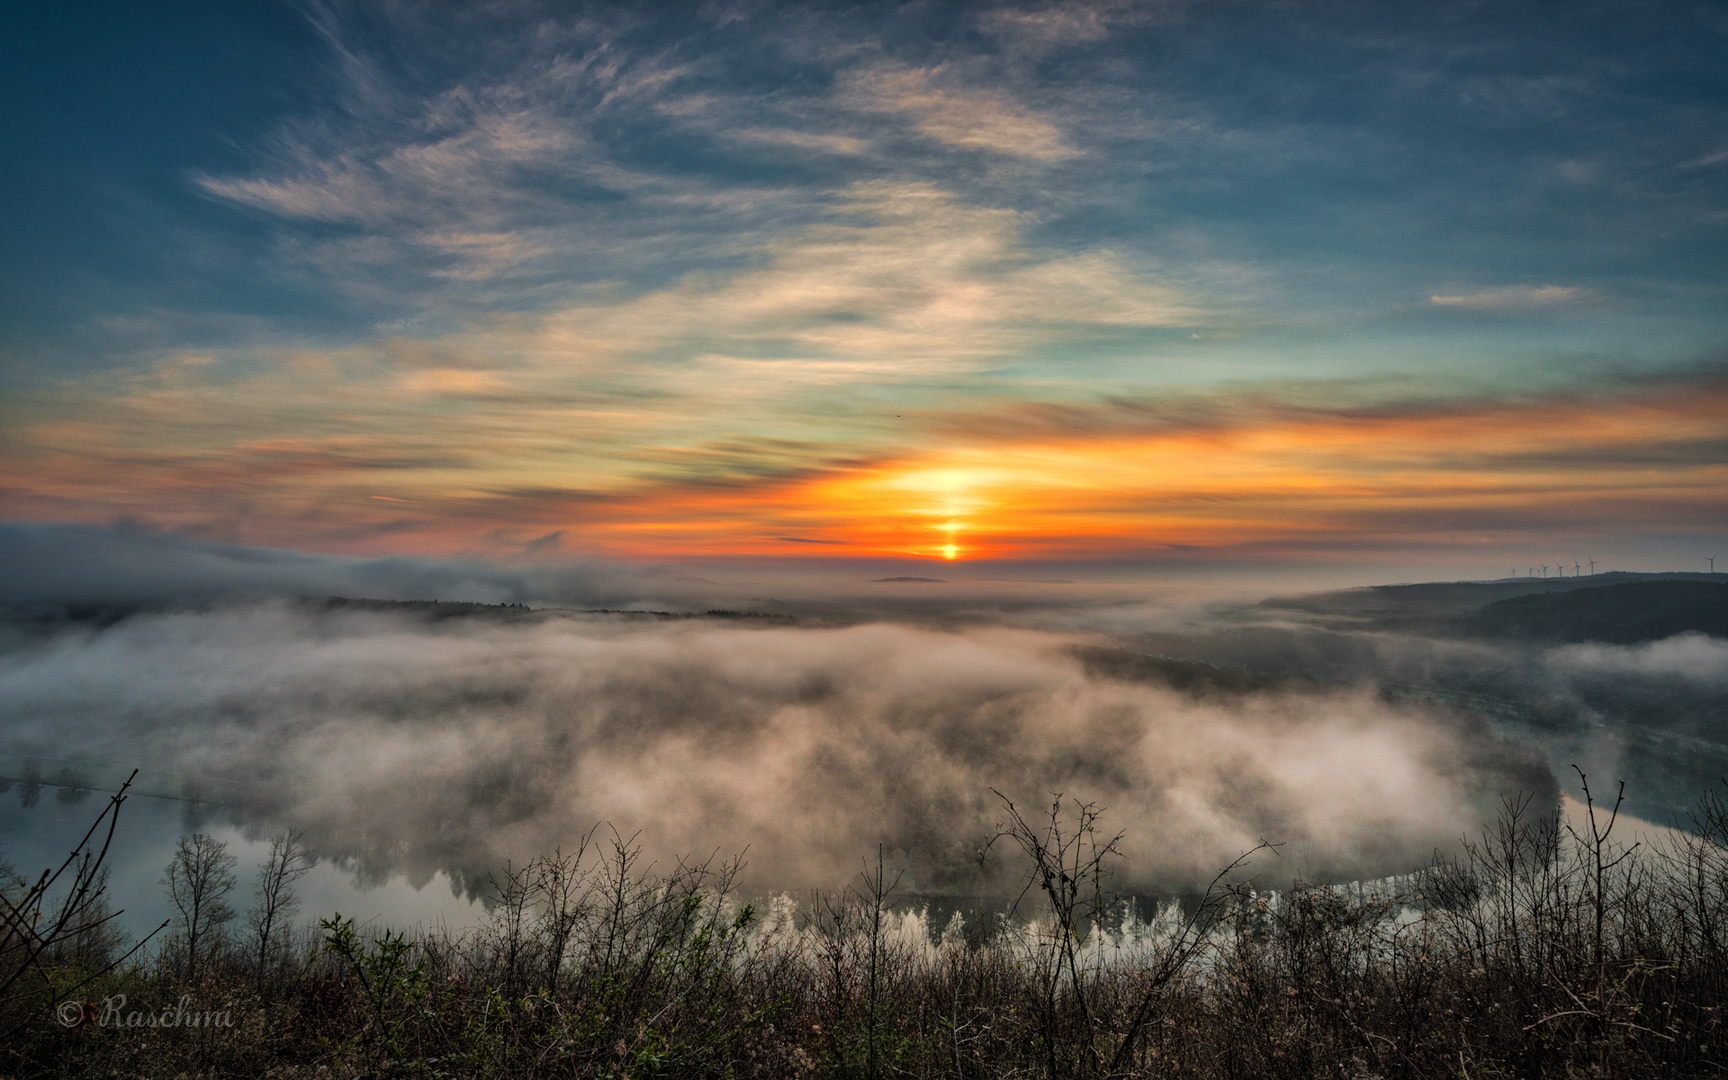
[1258,571,1725,642]
[1456,580,1728,644]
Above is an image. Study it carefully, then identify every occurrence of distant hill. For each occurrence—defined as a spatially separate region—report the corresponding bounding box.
[0,596,795,638]
[1456,581,1728,644]
[293,597,796,623]
[1258,571,1724,641]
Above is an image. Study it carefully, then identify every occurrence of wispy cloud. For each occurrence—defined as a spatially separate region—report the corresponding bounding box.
[5,347,1722,563]
[5,0,1726,574]
[0,166,1220,557]
[193,104,582,228]
[511,181,1205,367]
[978,1,1167,56]
[188,11,734,291]
[844,65,1077,161]
[1428,285,1586,309]
[725,127,871,156]
[981,4,1113,48]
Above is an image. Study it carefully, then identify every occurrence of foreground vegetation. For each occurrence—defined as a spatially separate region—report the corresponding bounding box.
[8,773,1728,1078]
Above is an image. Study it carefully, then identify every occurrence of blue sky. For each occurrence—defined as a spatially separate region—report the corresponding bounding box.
[2,0,1724,573]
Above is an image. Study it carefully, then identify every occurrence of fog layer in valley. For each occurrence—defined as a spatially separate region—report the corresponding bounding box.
[0,601,1553,897]
[7,525,1724,908]
[1138,621,1728,824]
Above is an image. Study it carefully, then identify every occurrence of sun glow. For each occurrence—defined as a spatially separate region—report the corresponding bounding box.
[579,381,1728,561]
[8,368,1722,562]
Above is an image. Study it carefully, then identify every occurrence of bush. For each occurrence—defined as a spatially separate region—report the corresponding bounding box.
[9,776,1728,1077]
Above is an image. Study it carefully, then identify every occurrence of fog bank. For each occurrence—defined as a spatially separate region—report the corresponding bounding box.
[0,602,1551,895]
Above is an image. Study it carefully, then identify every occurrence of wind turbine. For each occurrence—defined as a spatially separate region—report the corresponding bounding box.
[1529,566,1536,578]
[1587,557,1596,575]
[1541,564,1548,578]
[1574,558,1582,577]
[1710,555,1720,574]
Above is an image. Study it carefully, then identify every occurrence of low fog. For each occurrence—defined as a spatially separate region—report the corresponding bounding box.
[0,522,698,611]
[1135,622,1728,825]
[7,524,1723,903]
[0,601,1553,896]
[0,521,1364,627]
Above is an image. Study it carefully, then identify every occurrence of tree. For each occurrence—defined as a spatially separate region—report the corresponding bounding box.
[162,833,237,981]
[247,830,314,977]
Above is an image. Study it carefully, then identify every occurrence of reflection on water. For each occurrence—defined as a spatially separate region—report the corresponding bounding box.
[0,751,243,806]
[0,723,1705,951]
[0,790,483,941]
[0,779,1695,960]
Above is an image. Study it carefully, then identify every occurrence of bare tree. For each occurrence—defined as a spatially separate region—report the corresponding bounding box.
[247,830,314,977]
[859,845,903,1080]
[991,790,1274,1079]
[533,836,597,991]
[0,772,166,1037]
[44,865,126,970]
[991,792,1123,1078]
[162,833,237,981]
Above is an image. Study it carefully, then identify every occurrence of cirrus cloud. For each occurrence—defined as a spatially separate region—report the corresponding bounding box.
[1429,285,1586,309]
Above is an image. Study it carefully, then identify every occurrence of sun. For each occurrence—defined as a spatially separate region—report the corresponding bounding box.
[942,543,959,560]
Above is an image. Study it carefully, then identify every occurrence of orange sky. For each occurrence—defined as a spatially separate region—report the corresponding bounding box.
[570,380,1728,561]
[5,368,1722,565]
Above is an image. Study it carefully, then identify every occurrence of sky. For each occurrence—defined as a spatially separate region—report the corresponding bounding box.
[2,0,1725,582]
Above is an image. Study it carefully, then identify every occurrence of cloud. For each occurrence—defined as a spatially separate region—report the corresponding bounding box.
[194,99,583,229]
[9,2,1726,571]
[982,5,1113,48]
[510,180,1204,368]
[187,8,739,290]
[0,602,1553,893]
[725,127,871,156]
[1428,285,1585,309]
[728,373,1728,560]
[0,174,1217,557]
[978,1,1162,54]
[844,66,1077,161]
[5,363,1722,562]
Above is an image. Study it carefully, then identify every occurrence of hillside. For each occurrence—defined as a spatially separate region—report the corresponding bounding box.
[1258,571,1724,641]
[1456,580,1728,644]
